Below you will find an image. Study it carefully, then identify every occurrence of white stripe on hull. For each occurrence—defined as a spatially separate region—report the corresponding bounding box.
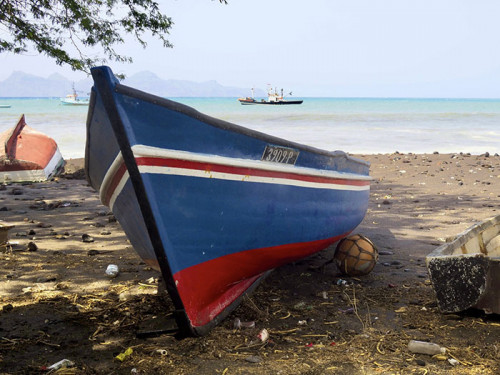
[101,145,370,210]
[0,148,63,183]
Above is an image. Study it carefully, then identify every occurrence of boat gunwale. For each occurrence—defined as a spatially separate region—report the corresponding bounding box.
[113,82,370,170]
[426,215,500,259]
[3,114,25,159]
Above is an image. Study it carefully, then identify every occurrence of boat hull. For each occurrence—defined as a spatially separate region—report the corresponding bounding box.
[85,66,371,335]
[426,215,500,315]
[60,99,89,106]
[238,98,303,105]
[0,115,65,182]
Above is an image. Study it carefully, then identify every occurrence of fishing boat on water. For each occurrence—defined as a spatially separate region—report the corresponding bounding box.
[0,105,11,109]
[427,215,500,315]
[238,86,303,105]
[0,115,65,182]
[85,66,371,336]
[60,85,89,106]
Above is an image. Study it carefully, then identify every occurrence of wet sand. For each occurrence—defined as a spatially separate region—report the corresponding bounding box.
[0,153,499,374]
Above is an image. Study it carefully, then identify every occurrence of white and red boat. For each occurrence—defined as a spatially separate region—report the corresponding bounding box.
[0,115,65,182]
[238,86,303,105]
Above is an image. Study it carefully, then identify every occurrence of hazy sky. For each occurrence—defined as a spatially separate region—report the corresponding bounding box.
[1,0,500,97]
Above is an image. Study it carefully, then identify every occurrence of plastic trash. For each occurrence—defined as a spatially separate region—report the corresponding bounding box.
[115,347,133,362]
[448,358,459,366]
[155,349,168,356]
[408,340,446,355]
[47,359,74,370]
[233,317,256,329]
[257,328,269,343]
[105,264,119,278]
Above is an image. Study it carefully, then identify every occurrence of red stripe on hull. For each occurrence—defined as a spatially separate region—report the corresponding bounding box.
[103,163,128,205]
[136,157,370,186]
[174,233,349,327]
[103,156,369,205]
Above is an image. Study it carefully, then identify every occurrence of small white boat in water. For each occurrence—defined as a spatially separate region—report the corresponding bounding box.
[426,215,500,315]
[60,85,89,106]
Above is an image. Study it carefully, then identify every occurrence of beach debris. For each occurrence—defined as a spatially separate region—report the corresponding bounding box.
[115,347,133,362]
[0,221,15,246]
[36,222,52,228]
[244,355,262,363]
[448,358,459,366]
[407,340,446,355]
[257,328,269,343]
[27,241,38,252]
[414,359,426,366]
[105,264,119,278]
[334,234,378,276]
[433,354,448,361]
[293,301,313,311]
[154,349,168,356]
[46,358,75,370]
[9,188,23,195]
[82,233,94,242]
[233,317,255,329]
[338,307,354,314]
[378,250,394,255]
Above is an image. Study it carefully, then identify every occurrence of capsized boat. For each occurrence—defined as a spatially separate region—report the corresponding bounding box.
[238,86,303,105]
[85,66,371,336]
[0,115,65,182]
[60,84,89,106]
[426,215,500,315]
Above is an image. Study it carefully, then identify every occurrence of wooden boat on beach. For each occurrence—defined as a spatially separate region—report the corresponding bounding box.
[0,115,65,182]
[426,215,500,315]
[85,66,371,336]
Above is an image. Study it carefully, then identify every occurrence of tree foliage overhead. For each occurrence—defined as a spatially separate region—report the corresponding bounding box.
[0,0,180,74]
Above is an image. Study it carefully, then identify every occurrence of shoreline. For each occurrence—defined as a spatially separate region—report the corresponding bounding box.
[1,152,499,373]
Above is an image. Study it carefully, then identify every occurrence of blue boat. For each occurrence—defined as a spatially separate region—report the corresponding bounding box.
[85,66,371,336]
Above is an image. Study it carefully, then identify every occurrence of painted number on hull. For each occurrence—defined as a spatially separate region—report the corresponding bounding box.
[262,145,299,165]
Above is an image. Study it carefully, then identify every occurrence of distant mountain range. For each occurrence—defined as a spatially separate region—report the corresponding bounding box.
[0,71,265,98]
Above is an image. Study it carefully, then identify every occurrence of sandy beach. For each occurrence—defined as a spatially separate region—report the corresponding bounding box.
[0,153,499,374]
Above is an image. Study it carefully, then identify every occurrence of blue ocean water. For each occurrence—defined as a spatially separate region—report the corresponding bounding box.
[1,97,499,159]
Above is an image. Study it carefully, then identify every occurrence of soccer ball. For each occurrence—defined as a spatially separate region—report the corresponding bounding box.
[334,234,378,276]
